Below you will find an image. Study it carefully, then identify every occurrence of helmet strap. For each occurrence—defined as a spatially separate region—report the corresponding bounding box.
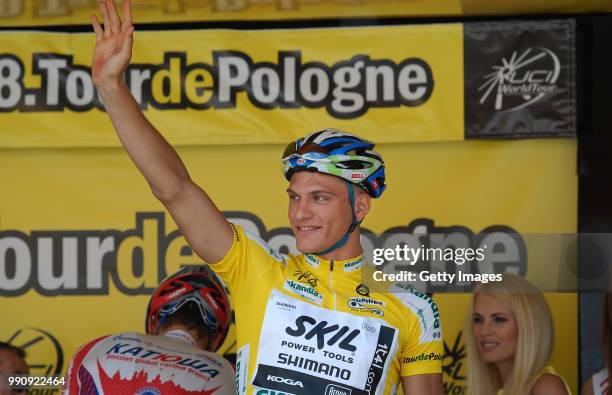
[316,181,361,256]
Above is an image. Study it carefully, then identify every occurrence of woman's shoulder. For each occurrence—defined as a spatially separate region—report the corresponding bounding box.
[531,367,571,395]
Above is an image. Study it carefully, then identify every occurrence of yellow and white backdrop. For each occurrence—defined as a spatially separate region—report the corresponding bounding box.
[0,23,577,394]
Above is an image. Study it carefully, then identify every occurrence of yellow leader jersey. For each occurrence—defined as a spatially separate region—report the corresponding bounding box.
[211,224,443,395]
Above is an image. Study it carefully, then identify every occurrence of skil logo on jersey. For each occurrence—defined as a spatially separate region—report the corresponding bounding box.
[284,280,324,304]
[0,51,433,119]
[285,315,360,352]
[478,47,560,112]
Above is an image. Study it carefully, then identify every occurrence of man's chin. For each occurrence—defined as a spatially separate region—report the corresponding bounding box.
[295,240,324,255]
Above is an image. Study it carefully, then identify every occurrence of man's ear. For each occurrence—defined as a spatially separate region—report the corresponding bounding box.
[354,187,371,221]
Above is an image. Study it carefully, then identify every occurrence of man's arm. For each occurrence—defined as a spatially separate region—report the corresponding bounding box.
[91,0,233,264]
[401,374,443,395]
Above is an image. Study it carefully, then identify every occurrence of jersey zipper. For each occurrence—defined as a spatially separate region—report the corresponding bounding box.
[330,260,336,310]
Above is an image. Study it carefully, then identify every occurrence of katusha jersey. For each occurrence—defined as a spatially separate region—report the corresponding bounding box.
[64,331,235,395]
[211,224,443,395]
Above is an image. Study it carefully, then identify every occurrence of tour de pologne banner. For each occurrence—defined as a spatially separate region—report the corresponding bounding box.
[1,0,611,26]
[0,19,575,148]
[0,138,578,393]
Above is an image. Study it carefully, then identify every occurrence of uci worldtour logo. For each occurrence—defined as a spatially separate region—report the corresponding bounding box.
[478,47,560,112]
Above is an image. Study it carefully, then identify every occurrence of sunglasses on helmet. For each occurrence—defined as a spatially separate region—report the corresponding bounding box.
[282,141,332,162]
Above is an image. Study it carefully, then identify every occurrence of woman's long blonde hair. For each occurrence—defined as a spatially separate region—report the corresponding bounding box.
[465,273,554,395]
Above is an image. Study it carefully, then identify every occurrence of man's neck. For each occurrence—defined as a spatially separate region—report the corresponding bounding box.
[163,329,198,347]
[319,231,363,261]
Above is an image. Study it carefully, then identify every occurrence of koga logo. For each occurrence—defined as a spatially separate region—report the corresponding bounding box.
[478,47,560,112]
[266,375,304,387]
[285,315,360,352]
[0,51,433,119]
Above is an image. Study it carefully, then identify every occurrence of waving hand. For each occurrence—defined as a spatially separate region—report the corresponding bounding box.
[91,0,134,87]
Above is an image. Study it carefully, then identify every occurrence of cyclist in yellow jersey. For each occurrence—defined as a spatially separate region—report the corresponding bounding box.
[90,0,444,393]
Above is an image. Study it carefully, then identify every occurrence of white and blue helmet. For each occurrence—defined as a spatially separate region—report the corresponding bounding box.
[282,128,386,198]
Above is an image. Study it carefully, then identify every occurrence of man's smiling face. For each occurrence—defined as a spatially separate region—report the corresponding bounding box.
[287,171,354,254]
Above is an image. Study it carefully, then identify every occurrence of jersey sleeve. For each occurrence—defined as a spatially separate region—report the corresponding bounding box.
[209,223,286,297]
[396,292,444,377]
[63,335,108,395]
[211,356,238,395]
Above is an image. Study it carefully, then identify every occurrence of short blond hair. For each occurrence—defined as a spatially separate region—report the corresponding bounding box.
[465,273,554,395]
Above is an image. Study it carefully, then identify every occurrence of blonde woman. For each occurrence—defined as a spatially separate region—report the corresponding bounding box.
[465,273,571,395]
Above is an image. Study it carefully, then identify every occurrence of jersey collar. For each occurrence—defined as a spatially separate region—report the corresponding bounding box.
[163,329,198,347]
[304,253,365,272]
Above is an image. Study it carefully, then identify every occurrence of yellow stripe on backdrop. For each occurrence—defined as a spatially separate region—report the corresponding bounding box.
[1,0,462,26]
[2,0,612,26]
[0,25,464,147]
[0,138,577,392]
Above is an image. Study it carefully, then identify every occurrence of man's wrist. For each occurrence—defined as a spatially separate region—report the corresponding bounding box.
[94,78,128,98]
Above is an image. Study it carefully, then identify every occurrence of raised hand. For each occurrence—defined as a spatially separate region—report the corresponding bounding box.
[91,0,134,88]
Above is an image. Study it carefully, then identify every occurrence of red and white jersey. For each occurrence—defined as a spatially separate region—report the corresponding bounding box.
[594,368,609,395]
[64,331,235,395]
